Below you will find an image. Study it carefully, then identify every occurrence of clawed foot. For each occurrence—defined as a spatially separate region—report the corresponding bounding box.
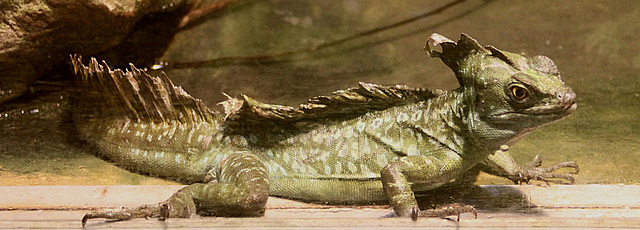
[410,203,478,222]
[82,185,198,227]
[81,204,170,227]
[512,155,579,185]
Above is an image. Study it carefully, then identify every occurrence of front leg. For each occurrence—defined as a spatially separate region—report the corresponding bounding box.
[381,155,476,221]
[482,145,579,184]
[82,152,270,227]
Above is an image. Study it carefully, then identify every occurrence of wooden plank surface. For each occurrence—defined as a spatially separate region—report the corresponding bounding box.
[0,185,638,229]
[2,209,640,229]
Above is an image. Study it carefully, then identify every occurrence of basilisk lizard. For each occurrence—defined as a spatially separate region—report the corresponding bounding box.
[73,33,578,226]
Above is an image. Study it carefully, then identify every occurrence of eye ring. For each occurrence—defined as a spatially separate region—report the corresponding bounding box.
[509,85,530,102]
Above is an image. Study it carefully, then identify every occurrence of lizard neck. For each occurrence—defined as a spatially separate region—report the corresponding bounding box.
[462,89,537,152]
[402,88,515,157]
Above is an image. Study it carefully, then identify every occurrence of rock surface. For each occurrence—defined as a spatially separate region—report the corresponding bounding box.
[0,0,187,104]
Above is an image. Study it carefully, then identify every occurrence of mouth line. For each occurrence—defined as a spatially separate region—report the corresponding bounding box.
[491,102,577,118]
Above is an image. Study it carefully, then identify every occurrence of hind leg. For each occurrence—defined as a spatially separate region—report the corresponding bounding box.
[82,152,269,226]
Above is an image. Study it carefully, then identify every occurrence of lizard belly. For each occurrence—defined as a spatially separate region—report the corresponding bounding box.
[269,176,386,204]
[261,155,390,203]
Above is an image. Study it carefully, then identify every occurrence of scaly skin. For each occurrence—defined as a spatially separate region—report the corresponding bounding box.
[74,33,578,227]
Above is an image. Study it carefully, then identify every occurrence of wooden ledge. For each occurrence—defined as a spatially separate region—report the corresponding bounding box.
[0,185,638,228]
[1,185,638,210]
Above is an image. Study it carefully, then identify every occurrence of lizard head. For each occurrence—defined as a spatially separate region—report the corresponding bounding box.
[426,33,576,145]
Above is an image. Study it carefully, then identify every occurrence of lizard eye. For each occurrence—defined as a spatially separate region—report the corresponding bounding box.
[508,85,530,103]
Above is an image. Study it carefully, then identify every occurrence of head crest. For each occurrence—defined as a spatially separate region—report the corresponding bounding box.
[425,33,488,85]
[424,33,530,87]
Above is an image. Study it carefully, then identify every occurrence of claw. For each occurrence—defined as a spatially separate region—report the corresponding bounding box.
[457,206,478,221]
[159,203,170,221]
[81,214,88,228]
[411,206,419,221]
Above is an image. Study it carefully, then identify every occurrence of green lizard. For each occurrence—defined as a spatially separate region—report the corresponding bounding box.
[73,33,578,226]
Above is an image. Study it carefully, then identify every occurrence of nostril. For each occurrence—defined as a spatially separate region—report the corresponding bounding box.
[557,91,576,104]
